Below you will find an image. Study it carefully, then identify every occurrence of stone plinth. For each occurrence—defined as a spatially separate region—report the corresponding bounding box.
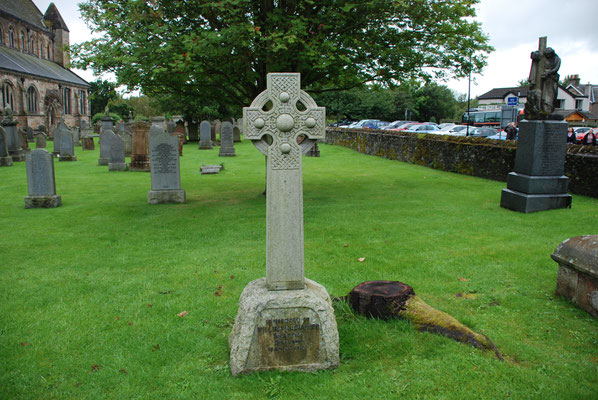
[58,155,77,162]
[109,162,127,171]
[552,235,598,318]
[200,165,223,174]
[25,195,62,209]
[500,120,572,213]
[229,278,339,376]
[147,189,186,204]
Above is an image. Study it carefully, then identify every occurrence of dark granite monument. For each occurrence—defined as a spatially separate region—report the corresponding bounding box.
[500,37,571,213]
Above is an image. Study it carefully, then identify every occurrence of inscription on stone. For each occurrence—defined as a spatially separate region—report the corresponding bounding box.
[153,143,177,174]
[257,312,321,366]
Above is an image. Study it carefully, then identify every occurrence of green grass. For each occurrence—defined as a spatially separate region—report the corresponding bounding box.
[1,140,597,399]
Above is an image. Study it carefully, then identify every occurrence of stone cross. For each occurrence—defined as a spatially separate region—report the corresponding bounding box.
[243,73,325,290]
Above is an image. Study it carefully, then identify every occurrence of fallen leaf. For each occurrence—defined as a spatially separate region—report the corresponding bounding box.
[146,303,152,307]
[152,344,160,351]
[457,277,468,282]
[91,364,101,372]
[177,310,188,317]
[343,243,348,247]
[127,321,134,326]
[115,316,119,320]
[20,342,31,347]
[358,257,366,262]
[215,290,222,296]
[159,290,172,295]
[218,285,222,289]
[120,368,128,374]
[230,275,235,279]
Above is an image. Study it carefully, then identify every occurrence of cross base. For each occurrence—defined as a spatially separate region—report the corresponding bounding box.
[229,277,340,376]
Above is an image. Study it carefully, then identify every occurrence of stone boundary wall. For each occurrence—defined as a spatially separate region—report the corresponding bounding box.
[325,128,598,199]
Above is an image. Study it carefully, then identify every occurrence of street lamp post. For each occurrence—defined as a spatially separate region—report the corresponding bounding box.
[466,54,472,137]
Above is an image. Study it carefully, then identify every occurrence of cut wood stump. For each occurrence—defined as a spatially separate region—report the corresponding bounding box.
[345,280,503,360]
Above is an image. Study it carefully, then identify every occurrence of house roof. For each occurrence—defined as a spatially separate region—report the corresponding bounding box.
[0,0,49,32]
[553,109,598,121]
[478,86,529,100]
[0,45,89,87]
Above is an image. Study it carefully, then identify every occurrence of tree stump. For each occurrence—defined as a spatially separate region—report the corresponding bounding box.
[348,280,415,320]
[345,280,503,360]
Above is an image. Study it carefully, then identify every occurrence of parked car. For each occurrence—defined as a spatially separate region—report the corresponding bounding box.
[437,123,457,130]
[574,127,595,143]
[381,120,414,130]
[329,119,356,127]
[347,119,381,129]
[363,121,390,129]
[467,127,499,137]
[443,125,469,136]
[404,124,440,134]
[392,122,423,131]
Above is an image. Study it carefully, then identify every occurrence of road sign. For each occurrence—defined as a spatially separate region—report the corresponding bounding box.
[507,97,518,106]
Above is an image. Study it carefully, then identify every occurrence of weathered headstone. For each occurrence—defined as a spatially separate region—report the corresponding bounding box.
[148,125,185,204]
[117,124,133,156]
[233,125,242,142]
[129,122,151,172]
[0,126,13,166]
[25,148,61,208]
[98,128,113,165]
[72,125,81,147]
[52,123,61,156]
[27,126,34,141]
[305,142,320,157]
[56,122,77,161]
[151,116,165,129]
[500,38,571,213]
[35,131,47,149]
[174,120,187,142]
[108,132,127,171]
[219,121,236,157]
[229,73,339,375]
[166,119,175,134]
[199,120,213,150]
[80,120,94,150]
[188,120,199,142]
[19,128,30,153]
[212,119,221,144]
[2,108,25,161]
[101,109,114,133]
[552,235,598,318]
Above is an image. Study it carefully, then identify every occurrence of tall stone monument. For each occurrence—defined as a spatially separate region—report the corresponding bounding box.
[117,124,133,156]
[101,109,114,133]
[219,121,236,156]
[129,122,151,171]
[198,120,213,150]
[500,37,572,213]
[0,126,13,166]
[25,148,62,208]
[148,125,185,204]
[229,73,339,375]
[2,108,25,161]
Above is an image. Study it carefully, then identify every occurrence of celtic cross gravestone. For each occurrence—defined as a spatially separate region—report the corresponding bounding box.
[229,73,339,375]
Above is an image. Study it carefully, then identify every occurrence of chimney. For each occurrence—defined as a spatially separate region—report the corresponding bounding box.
[569,74,580,87]
[43,3,70,67]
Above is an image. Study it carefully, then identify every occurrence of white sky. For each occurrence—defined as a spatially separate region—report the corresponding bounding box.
[33,0,598,98]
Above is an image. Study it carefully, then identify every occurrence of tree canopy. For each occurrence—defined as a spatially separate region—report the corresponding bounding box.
[73,0,492,117]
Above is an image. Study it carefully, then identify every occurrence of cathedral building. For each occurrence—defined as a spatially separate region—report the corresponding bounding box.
[0,1,90,131]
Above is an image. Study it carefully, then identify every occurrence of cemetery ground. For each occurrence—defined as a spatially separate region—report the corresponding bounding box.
[1,140,597,399]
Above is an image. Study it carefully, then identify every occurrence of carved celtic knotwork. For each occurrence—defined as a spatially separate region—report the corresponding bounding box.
[243,73,325,171]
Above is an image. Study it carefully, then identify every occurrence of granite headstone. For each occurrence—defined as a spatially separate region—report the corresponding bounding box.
[108,132,127,171]
[219,121,236,157]
[148,125,185,204]
[25,148,62,208]
[0,126,13,166]
[199,120,213,150]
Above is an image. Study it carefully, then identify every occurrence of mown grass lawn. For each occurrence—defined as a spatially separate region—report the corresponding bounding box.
[1,139,597,399]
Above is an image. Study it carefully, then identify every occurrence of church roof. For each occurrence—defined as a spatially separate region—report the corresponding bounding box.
[0,46,88,87]
[0,0,49,32]
[478,87,529,100]
[43,3,69,32]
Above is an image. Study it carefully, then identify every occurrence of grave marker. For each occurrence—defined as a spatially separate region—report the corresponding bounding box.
[98,128,113,165]
[199,120,213,149]
[108,132,127,171]
[229,73,339,375]
[129,122,151,171]
[219,121,236,157]
[0,126,13,166]
[148,125,185,204]
[25,148,61,208]
[56,122,77,161]
[2,108,25,161]
[35,131,47,149]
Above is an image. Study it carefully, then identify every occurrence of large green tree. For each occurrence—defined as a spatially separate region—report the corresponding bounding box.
[73,0,491,115]
[88,78,118,116]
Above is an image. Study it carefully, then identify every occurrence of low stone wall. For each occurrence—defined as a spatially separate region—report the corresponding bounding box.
[325,128,598,198]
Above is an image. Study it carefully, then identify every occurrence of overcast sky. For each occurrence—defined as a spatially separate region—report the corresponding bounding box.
[33,0,598,98]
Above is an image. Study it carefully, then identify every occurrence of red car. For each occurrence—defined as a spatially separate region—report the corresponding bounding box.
[574,127,595,144]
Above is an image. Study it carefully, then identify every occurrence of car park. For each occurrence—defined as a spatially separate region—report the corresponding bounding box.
[467,127,499,137]
[347,119,381,129]
[437,123,457,130]
[443,125,469,136]
[391,122,423,131]
[381,120,414,130]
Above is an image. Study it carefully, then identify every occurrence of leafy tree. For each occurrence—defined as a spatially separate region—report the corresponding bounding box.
[414,83,459,122]
[517,78,530,87]
[89,79,118,116]
[73,0,492,116]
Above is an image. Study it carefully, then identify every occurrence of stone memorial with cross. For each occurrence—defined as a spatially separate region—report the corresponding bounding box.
[229,73,339,376]
[500,37,571,213]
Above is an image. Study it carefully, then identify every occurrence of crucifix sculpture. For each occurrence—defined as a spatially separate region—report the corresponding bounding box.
[243,73,325,291]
